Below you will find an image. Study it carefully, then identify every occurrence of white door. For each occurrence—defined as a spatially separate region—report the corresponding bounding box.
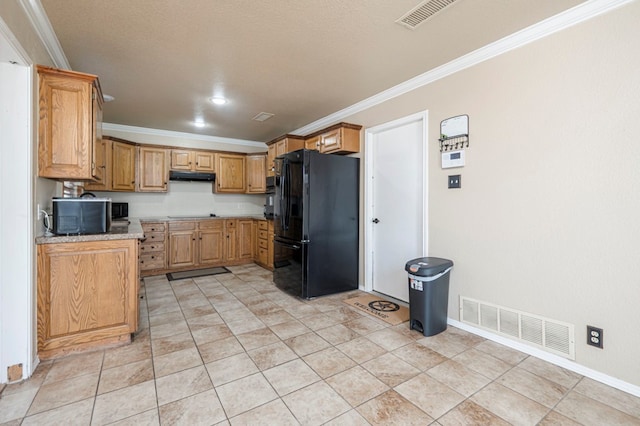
[366,112,427,302]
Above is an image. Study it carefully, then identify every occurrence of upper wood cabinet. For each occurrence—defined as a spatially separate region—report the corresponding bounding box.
[111,141,137,191]
[266,135,304,176]
[137,146,168,192]
[170,149,215,172]
[84,138,111,191]
[215,153,246,193]
[246,154,267,194]
[37,65,104,180]
[308,123,362,154]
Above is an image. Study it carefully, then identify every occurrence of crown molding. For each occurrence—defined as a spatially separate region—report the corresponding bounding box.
[18,0,69,69]
[0,16,32,65]
[102,123,266,148]
[293,0,634,135]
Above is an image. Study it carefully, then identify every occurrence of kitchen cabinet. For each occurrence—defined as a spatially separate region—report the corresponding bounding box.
[37,238,138,359]
[137,146,168,192]
[308,123,362,154]
[111,141,137,191]
[305,135,320,151]
[267,145,276,177]
[215,153,246,193]
[266,135,304,175]
[255,219,274,269]
[246,154,267,193]
[139,222,167,272]
[84,138,111,191]
[238,219,254,260]
[198,220,225,265]
[168,221,198,268]
[170,149,215,172]
[37,65,104,181]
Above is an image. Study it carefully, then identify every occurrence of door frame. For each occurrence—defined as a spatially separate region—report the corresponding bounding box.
[363,111,429,294]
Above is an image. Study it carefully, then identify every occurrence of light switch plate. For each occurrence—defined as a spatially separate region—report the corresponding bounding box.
[448,175,461,189]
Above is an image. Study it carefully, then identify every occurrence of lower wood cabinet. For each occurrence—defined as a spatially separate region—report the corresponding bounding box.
[37,238,139,359]
[255,219,274,269]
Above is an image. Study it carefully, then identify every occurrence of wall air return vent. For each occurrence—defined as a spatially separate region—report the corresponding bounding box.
[460,296,575,359]
[396,0,459,30]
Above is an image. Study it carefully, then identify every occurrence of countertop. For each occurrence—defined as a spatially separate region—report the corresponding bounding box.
[35,219,144,244]
[35,215,272,244]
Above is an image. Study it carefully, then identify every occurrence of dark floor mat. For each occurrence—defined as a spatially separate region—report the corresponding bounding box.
[166,267,230,281]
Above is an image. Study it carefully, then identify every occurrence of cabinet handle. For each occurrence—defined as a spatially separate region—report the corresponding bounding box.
[151,256,155,259]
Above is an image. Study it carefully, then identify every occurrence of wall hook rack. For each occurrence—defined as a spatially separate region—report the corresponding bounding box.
[439,114,469,152]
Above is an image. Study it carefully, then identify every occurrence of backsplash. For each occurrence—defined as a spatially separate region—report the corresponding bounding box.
[90,181,265,218]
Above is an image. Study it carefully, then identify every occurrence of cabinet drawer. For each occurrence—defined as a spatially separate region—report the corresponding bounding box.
[143,232,165,243]
[258,239,268,249]
[139,253,165,270]
[140,241,165,253]
[141,222,166,233]
[198,220,224,230]
[257,247,268,264]
[258,221,268,231]
[258,230,269,240]
[169,221,196,231]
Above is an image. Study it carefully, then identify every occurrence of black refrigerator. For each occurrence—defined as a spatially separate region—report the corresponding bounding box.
[273,149,359,299]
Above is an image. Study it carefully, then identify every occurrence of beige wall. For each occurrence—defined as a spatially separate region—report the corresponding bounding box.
[343,2,640,387]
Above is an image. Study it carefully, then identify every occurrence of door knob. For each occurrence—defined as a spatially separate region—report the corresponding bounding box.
[372,218,380,224]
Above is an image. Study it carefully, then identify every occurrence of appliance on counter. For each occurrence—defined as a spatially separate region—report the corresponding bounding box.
[111,202,128,219]
[169,170,216,182]
[52,195,112,235]
[274,149,359,299]
[264,176,276,219]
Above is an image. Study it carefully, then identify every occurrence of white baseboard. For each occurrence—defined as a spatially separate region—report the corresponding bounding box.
[448,318,640,398]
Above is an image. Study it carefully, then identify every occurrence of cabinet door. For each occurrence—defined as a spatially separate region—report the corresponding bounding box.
[138,147,168,192]
[275,140,287,157]
[225,220,238,261]
[238,219,254,260]
[91,88,105,182]
[215,154,246,193]
[199,228,225,265]
[37,69,94,179]
[267,144,276,177]
[246,154,266,194]
[36,239,138,358]
[169,230,197,268]
[194,151,215,172]
[319,128,342,153]
[170,149,192,170]
[111,142,136,191]
[85,138,110,191]
[305,136,320,151]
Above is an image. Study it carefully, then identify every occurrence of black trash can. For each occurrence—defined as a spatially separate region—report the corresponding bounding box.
[405,257,454,337]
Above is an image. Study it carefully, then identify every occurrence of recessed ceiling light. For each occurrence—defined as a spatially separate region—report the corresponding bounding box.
[209,97,227,105]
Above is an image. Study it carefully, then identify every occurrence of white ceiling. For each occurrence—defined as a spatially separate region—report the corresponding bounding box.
[39,0,585,143]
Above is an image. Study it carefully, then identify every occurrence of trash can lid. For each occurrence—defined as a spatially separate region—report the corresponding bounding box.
[405,257,453,276]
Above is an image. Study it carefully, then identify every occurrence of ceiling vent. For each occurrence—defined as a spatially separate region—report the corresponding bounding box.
[252,112,275,122]
[396,0,458,30]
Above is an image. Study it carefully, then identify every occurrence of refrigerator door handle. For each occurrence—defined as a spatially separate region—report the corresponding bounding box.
[274,238,301,250]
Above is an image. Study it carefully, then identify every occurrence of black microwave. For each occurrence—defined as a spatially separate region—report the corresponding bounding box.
[52,198,112,235]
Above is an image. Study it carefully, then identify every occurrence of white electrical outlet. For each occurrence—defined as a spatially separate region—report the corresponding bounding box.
[37,204,42,219]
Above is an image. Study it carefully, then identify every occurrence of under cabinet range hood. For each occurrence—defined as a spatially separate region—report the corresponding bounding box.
[169,170,216,182]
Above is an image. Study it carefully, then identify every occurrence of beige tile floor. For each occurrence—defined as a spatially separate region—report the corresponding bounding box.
[2,263,640,425]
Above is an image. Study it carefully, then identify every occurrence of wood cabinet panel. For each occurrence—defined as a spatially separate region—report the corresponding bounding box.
[168,229,197,268]
[246,154,267,194]
[138,146,168,192]
[199,228,225,265]
[238,219,254,260]
[215,153,246,193]
[37,239,138,359]
[140,222,167,272]
[37,66,102,181]
[194,151,215,172]
[267,144,276,177]
[170,149,215,172]
[84,138,111,191]
[111,141,136,191]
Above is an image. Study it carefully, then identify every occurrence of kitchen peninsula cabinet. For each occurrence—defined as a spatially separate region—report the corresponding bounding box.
[215,153,246,193]
[37,238,138,359]
[137,146,168,192]
[37,65,104,181]
[246,154,267,193]
[170,149,215,172]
